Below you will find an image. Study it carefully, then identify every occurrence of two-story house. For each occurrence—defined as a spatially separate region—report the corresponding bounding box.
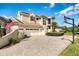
[16,11,53,36]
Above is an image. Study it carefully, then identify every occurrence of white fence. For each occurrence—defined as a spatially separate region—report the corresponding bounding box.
[0,29,19,48]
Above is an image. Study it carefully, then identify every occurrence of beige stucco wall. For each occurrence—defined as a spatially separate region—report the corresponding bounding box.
[21,16,30,23]
[17,15,30,23]
[37,17,53,33]
[11,26,24,39]
[18,30,25,39]
[30,29,45,36]
[0,29,19,48]
[19,28,45,36]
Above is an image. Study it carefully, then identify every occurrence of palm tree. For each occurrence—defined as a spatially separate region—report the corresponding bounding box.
[52,22,58,32]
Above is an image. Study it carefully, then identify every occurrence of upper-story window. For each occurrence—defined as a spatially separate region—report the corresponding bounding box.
[43,19,46,25]
[0,23,1,29]
[36,18,39,20]
[48,18,51,24]
[48,26,51,29]
[30,16,35,21]
[30,16,36,23]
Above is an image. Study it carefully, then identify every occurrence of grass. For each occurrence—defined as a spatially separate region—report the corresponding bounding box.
[64,32,78,36]
[59,35,79,56]
[64,32,73,35]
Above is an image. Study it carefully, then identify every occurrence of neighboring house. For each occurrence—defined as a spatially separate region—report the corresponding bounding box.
[0,16,9,37]
[55,28,61,32]
[16,11,53,36]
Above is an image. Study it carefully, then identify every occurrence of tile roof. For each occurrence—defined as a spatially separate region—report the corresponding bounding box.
[0,16,8,23]
[36,15,54,20]
[20,12,30,17]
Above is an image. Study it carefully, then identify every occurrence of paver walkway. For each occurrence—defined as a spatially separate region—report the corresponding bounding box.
[0,35,74,56]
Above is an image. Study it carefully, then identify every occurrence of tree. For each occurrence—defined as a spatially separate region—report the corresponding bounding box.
[77,23,79,32]
[61,26,69,33]
[52,22,58,32]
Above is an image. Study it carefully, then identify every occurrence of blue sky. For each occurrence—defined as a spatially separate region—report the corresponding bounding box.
[0,3,79,26]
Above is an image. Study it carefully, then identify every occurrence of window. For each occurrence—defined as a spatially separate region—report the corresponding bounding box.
[26,29,39,30]
[26,29,29,30]
[48,26,51,29]
[36,18,39,20]
[43,19,46,25]
[19,28,23,30]
[0,23,1,29]
[48,18,51,24]
[30,16,35,21]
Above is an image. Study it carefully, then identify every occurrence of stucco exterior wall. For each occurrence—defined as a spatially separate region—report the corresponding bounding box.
[29,29,45,36]
[38,18,43,25]
[0,29,19,48]
[21,16,30,23]
[19,28,45,36]
[18,30,25,39]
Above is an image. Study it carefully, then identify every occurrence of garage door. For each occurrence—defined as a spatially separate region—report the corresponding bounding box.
[24,29,45,36]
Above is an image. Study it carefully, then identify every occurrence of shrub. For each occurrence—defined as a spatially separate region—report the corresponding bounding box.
[60,30,66,33]
[76,32,79,34]
[46,32,64,36]
[9,38,18,44]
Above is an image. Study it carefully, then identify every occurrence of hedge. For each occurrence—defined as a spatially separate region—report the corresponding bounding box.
[46,32,64,36]
[9,38,19,44]
[76,32,79,34]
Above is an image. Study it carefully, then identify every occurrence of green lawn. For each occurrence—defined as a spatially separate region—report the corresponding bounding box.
[64,32,74,35]
[64,32,78,36]
[59,35,79,56]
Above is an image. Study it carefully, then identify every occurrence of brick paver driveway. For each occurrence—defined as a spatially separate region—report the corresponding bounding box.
[0,35,73,56]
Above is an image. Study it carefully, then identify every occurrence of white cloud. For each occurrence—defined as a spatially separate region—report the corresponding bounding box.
[43,3,55,9]
[59,6,73,14]
[64,10,79,16]
[66,11,74,16]
[44,6,48,8]
[27,8,31,11]
[56,4,79,16]
[2,15,8,18]
[74,4,79,11]
[49,3,55,8]
[75,4,79,7]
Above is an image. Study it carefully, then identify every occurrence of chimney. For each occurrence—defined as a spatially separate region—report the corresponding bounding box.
[17,11,21,16]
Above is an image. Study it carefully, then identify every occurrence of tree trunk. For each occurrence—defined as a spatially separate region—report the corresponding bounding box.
[53,26,56,32]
